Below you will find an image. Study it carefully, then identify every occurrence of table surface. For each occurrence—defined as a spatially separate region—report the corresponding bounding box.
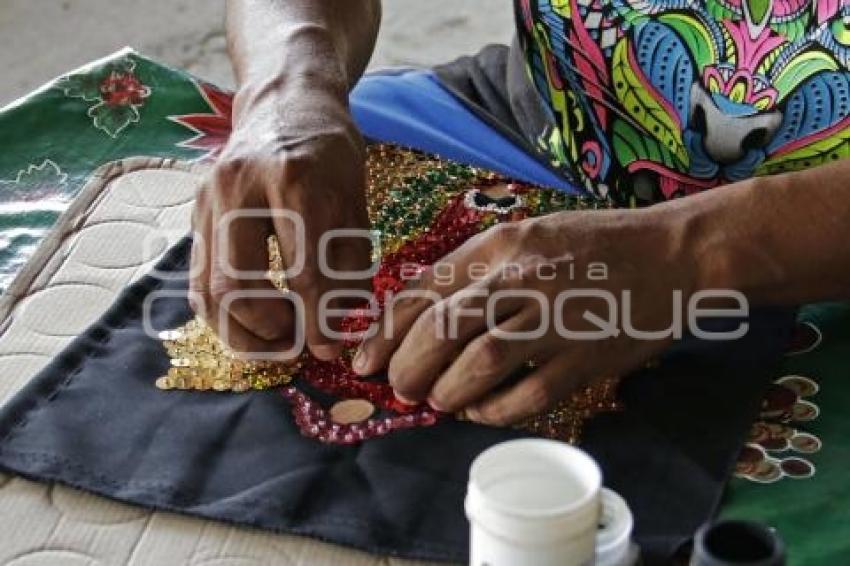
[0,49,847,566]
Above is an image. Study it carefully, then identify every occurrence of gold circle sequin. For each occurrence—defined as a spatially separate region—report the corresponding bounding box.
[329,399,376,425]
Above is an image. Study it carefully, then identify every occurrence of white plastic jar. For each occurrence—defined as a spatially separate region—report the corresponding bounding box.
[465,439,603,566]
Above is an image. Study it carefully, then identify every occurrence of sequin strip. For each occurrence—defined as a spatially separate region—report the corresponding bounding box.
[157,144,619,444]
[283,386,439,444]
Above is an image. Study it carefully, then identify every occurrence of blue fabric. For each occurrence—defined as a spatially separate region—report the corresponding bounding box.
[350,69,582,194]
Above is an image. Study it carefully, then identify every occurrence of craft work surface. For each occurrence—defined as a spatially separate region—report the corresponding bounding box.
[0,158,797,564]
[0,159,438,566]
[0,49,848,566]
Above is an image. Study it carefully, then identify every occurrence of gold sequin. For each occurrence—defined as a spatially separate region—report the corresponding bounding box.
[517,378,622,444]
[266,234,288,291]
[156,317,299,393]
[329,399,376,425]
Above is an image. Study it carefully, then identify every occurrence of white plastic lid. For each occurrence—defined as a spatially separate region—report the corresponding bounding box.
[465,439,602,545]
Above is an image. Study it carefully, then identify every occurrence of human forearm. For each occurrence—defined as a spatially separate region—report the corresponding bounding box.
[227,0,380,89]
[660,160,850,305]
[191,1,379,360]
[226,0,381,130]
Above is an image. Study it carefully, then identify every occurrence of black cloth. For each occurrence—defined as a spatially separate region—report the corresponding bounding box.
[0,239,794,564]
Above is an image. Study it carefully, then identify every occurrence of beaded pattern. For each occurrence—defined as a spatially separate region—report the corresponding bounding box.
[158,144,620,444]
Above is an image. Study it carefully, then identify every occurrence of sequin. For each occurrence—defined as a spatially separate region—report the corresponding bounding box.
[329,399,377,425]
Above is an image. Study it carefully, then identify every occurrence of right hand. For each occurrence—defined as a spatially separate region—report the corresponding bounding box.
[190,86,373,360]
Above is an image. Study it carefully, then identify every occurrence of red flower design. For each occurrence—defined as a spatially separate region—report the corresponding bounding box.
[99,71,150,107]
[170,81,234,161]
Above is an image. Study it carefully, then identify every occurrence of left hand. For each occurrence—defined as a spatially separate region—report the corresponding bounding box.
[352,206,697,426]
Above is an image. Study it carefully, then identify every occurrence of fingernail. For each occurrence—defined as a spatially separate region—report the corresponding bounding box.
[464,406,481,422]
[353,348,368,373]
[311,343,341,361]
[427,395,444,412]
[394,392,418,406]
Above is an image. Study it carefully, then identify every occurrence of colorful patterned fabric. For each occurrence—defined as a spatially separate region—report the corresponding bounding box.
[515,0,850,205]
[0,50,205,291]
[0,49,849,564]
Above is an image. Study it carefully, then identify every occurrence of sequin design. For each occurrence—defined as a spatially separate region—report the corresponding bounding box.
[158,144,620,444]
[518,380,622,444]
[735,374,822,482]
[157,316,300,392]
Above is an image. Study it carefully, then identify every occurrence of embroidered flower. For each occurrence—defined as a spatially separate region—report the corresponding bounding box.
[99,71,149,107]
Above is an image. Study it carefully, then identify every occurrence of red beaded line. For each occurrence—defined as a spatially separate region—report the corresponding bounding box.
[283,386,441,444]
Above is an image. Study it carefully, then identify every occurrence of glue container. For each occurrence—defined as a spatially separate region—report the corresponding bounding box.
[465,439,602,566]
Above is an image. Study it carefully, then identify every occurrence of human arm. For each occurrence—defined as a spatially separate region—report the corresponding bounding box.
[352,162,850,424]
[679,159,850,306]
[190,0,381,359]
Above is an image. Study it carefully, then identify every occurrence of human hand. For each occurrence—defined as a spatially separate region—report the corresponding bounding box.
[190,86,372,360]
[352,207,697,425]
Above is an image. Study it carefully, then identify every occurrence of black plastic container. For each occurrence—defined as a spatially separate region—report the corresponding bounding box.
[691,520,786,566]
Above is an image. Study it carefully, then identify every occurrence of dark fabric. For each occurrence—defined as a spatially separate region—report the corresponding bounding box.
[0,239,794,564]
[434,41,560,179]
[433,44,524,146]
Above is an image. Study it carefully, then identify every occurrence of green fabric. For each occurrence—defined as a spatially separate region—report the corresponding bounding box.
[0,49,211,289]
[722,303,850,565]
[1,49,848,565]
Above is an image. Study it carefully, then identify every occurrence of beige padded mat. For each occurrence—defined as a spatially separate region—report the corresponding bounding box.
[0,158,437,565]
